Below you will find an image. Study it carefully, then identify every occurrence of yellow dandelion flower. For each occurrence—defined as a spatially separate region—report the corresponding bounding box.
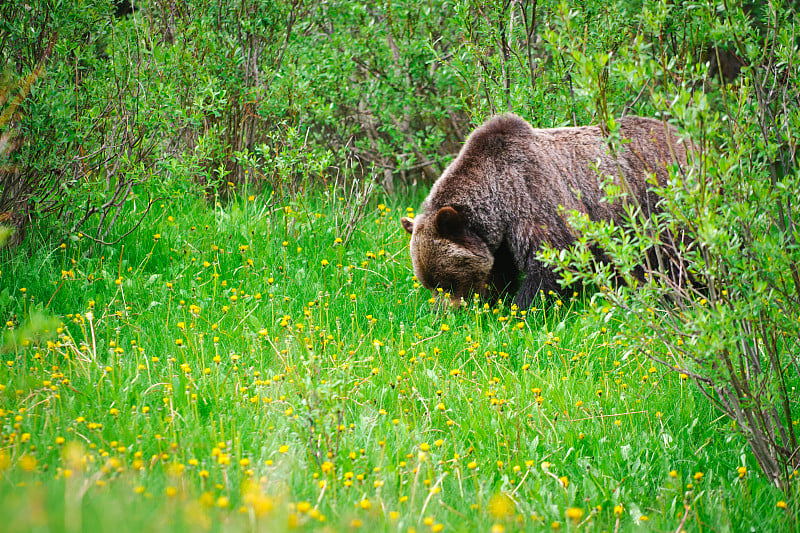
[566,507,584,522]
[777,500,788,509]
[19,454,38,472]
[279,445,289,454]
[488,493,514,518]
[199,492,214,507]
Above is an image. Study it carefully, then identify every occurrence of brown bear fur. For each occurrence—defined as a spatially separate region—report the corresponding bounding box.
[401,114,690,309]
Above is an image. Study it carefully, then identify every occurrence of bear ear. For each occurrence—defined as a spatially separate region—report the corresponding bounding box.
[435,206,464,240]
[401,217,414,235]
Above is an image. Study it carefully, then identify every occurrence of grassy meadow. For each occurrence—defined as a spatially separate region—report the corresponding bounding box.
[0,188,795,532]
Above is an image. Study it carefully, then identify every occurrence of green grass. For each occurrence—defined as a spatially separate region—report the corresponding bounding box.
[0,188,795,532]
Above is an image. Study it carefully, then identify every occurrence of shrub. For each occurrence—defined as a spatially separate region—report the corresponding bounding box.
[540,0,800,488]
[0,1,172,246]
[0,0,319,246]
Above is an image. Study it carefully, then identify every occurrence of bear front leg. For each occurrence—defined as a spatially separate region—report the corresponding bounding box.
[486,240,519,306]
[514,263,562,309]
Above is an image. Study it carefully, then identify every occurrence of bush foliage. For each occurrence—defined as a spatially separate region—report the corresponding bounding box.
[541,0,800,486]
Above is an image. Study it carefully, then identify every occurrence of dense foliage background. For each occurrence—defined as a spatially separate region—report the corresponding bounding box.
[1,0,799,531]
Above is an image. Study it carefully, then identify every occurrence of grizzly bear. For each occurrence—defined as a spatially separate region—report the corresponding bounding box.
[401,114,689,309]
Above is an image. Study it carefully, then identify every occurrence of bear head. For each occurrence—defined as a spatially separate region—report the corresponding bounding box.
[401,206,493,307]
